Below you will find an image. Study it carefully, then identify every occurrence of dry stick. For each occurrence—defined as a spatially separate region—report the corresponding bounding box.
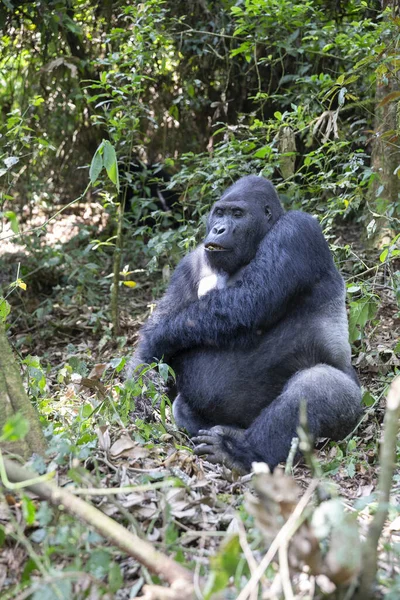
[236,480,318,600]
[278,539,294,600]
[2,458,193,588]
[237,520,259,600]
[355,376,400,600]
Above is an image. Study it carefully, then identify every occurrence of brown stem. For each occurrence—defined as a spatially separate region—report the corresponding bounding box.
[111,198,124,336]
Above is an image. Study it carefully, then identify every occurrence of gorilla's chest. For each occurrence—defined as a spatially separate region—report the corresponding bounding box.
[197,260,243,298]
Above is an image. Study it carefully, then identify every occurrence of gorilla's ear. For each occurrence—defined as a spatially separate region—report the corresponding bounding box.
[265,204,272,220]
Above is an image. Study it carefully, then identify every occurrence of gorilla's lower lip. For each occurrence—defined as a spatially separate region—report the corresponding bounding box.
[205,243,230,252]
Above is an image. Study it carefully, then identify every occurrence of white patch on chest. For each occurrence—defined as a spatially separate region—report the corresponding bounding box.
[198,272,227,297]
[196,249,244,298]
[196,251,229,298]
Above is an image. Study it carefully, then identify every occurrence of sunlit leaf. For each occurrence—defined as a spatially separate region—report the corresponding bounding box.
[89,144,104,185]
[103,140,120,192]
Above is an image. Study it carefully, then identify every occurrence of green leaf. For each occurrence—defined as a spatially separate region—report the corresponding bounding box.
[274,111,282,121]
[1,413,29,442]
[89,144,104,185]
[22,495,36,526]
[109,562,123,593]
[103,140,120,192]
[253,145,272,158]
[4,210,19,233]
[0,525,5,547]
[362,391,376,407]
[0,297,11,322]
[87,549,111,578]
[81,404,93,418]
[380,248,388,263]
[204,535,241,599]
[347,285,360,294]
[158,362,169,383]
[32,579,72,600]
[110,356,126,372]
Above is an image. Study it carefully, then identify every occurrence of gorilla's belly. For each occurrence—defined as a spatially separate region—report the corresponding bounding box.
[172,307,350,429]
[173,337,300,428]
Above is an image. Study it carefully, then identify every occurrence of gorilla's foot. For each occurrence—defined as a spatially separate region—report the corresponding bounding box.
[193,425,252,473]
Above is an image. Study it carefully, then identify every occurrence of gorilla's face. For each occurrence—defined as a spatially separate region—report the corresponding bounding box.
[204,176,284,275]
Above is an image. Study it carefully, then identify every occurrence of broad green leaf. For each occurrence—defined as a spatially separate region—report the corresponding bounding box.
[362,391,376,407]
[158,362,169,383]
[253,145,272,159]
[22,495,36,526]
[103,140,120,192]
[109,562,123,593]
[89,144,104,185]
[87,549,111,578]
[1,413,29,442]
[32,579,72,600]
[4,210,19,233]
[0,297,10,322]
[380,248,388,263]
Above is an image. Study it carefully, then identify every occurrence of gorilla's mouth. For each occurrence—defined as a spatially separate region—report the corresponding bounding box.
[205,243,230,252]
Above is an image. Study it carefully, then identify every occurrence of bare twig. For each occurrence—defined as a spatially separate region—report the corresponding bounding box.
[355,377,400,600]
[236,480,318,600]
[279,539,294,600]
[285,437,299,475]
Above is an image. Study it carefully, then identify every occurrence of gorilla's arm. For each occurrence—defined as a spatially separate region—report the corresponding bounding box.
[140,212,340,363]
[132,249,202,365]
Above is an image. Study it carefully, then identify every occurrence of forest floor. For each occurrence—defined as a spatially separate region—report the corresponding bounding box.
[0,204,399,599]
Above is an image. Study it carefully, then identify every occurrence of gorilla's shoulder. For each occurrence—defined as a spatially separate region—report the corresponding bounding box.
[170,245,206,287]
[281,210,322,228]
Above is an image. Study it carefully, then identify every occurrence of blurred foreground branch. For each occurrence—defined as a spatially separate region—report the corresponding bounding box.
[355,376,400,600]
[2,458,194,599]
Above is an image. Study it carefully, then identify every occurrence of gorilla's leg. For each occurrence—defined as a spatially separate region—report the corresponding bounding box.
[173,394,212,435]
[193,364,362,473]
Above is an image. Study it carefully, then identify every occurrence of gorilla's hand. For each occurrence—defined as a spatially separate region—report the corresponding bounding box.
[193,426,251,474]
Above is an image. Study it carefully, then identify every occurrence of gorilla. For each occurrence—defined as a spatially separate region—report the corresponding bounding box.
[127,175,362,473]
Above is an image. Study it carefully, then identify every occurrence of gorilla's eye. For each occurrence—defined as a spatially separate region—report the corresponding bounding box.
[233,209,243,218]
[215,208,224,217]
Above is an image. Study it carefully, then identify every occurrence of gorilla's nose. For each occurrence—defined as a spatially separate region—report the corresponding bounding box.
[212,226,226,235]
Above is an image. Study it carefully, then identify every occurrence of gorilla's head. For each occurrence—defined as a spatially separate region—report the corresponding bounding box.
[204,176,284,275]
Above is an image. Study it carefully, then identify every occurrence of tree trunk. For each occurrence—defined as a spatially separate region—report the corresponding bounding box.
[370,0,400,230]
[0,323,46,458]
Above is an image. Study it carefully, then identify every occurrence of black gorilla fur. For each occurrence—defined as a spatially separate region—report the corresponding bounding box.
[127,175,362,472]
